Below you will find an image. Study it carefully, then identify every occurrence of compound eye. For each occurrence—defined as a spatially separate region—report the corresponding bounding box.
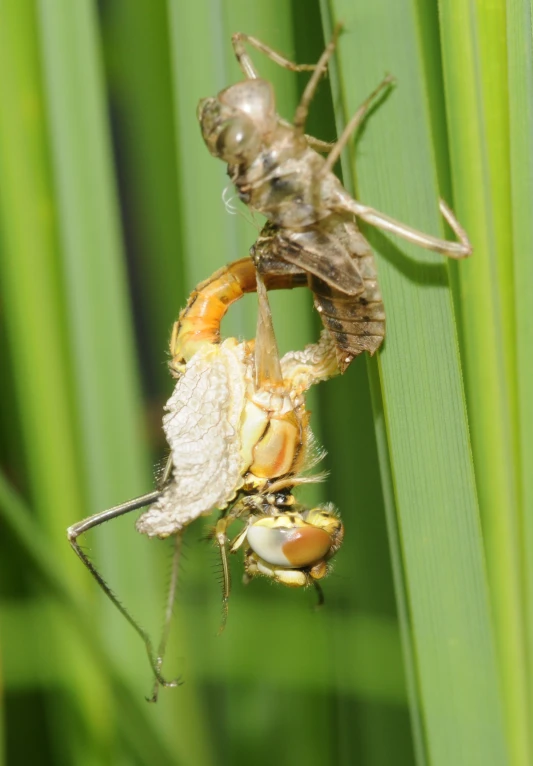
[216,116,260,163]
[247,521,332,568]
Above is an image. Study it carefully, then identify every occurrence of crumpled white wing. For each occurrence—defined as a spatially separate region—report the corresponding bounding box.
[280,329,339,394]
[136,340,248,538]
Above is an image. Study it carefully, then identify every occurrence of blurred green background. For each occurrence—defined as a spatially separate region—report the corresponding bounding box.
[0,1,530,765]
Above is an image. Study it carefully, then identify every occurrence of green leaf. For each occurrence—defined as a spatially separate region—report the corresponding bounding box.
[439,0,530,761]
[321,0,510,763]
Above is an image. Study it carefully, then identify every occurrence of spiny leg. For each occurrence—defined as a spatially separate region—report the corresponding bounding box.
[320,74,396,177]
[214,516,232,633]
[67,468,180,689]
[159,452,173,484]
[148,532,183,703]
[293,23,342,133]
[213,501,250,632]
[340,195,473,258]
[231,32,316,80]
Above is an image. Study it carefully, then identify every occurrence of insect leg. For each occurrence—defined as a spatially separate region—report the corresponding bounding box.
[293,24,342,133]
[313,580,325,608]
[214,516,232,632]
[340,194,473,258]
[275,116,336,153]
[213,498,251,631]
[320,74,396,177]
[231,32,316,80]
[67,474,181,690]
[228,524,249,554]
[148,532,183,703]
[303,135,336,153]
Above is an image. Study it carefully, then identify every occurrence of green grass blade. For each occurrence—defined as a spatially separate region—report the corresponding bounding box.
[439,0,529,762]
[36,0,156,718]
[366,362,428,766]
[36,2,214,762]
[507,0,533,737]
[321,1,509,763]
[0,3,111,762]
[100,0,186,393]
[37,0,148,513]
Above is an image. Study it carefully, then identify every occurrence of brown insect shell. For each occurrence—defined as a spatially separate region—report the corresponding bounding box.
[237,142,335,229]
[219,79,277,131]
[200,77,351,232]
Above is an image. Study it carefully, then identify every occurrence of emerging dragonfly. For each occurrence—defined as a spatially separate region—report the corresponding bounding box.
[198,27,472,370]
[67,258,343,693]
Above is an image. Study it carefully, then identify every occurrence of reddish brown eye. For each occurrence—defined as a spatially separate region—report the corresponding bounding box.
[280,526,332,568]
[247,522,332,568]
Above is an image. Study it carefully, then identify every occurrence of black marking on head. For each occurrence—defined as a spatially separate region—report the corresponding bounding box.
[262,152,277,173]
[270,175,293,194]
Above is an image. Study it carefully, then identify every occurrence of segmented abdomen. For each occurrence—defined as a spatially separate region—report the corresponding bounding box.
[311,267,385,373]
[251,221,386,373]
[170,258,306,372]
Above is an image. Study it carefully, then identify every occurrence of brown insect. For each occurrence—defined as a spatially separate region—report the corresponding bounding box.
[67,258,342,695]
[198,27,472,371]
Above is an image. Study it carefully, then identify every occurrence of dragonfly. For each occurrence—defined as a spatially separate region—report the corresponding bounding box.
[198,26,472,371]
[67,258,343,695]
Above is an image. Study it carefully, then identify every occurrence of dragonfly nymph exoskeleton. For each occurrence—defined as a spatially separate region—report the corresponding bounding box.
[67,258,343,695]
[198,27,472,370]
